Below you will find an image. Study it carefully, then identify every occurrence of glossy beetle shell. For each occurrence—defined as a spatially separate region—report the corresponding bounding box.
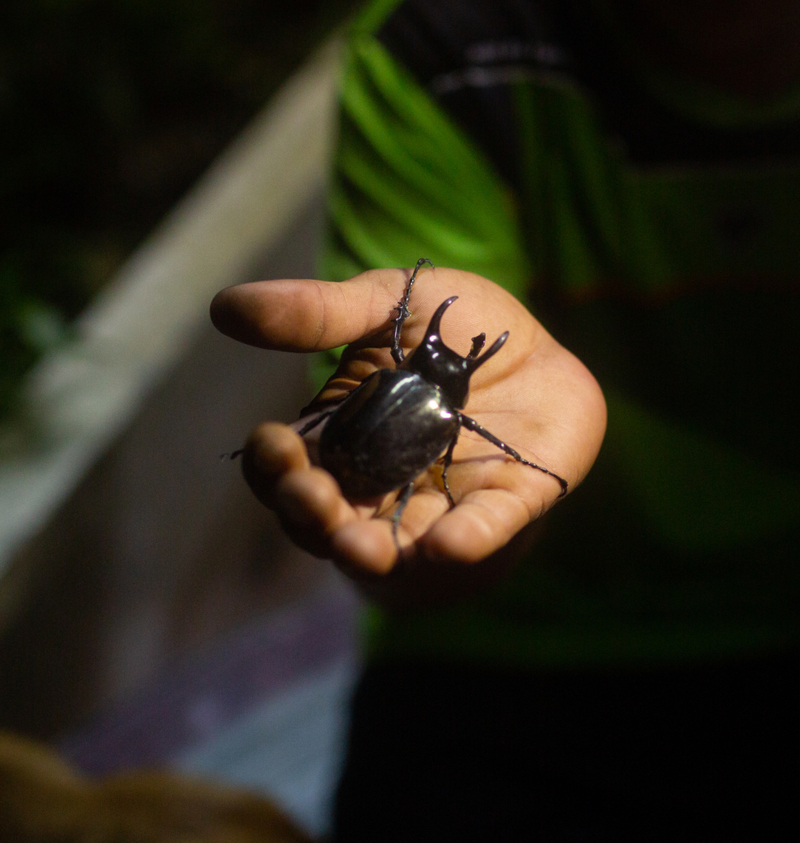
[319,368,458,498]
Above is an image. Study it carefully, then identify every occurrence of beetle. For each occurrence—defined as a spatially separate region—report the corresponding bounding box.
[297,258,568,543]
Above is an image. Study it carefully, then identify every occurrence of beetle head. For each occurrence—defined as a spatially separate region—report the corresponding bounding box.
[405,296,508,408]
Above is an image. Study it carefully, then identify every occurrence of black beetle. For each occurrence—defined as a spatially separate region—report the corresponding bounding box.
[298,258,568,542]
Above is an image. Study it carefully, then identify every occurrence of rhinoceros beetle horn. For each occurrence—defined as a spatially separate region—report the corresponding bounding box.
[406,295,510,409]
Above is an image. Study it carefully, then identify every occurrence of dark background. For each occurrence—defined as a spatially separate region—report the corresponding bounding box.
[0,0,358,419]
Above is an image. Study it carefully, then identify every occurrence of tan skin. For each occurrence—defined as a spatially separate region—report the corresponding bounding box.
[211,266,606,604]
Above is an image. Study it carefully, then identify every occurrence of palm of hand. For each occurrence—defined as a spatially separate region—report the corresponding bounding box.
[212,265,605,580]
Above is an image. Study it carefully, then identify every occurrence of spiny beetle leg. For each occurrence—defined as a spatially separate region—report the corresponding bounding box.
[460,415,569,497]
[298,383,358,436]
[298,405,339,436]
[439,426,460,507]
[223,396,346,462]
[391,480,415,547]
[391,258,434,366]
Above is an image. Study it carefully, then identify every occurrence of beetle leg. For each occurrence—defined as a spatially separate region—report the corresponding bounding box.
[222,403,342,460]
[391,303,410,367]
[391,481,415,547]
[222,400,346,460]
[297,385,356,435]
[459,415,569,497]
[391,258,434,366]
[440,426,461,507]
[298,405,339,436]
[299,387,351,420]
[466,333,486,360]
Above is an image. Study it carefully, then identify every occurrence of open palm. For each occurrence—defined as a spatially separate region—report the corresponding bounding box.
[211,265,606,586]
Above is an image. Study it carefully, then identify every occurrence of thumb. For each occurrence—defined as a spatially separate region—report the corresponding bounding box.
[210,266,430,352]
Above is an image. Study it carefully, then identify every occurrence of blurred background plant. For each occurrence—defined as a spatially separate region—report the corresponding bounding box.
[0,0,357,421]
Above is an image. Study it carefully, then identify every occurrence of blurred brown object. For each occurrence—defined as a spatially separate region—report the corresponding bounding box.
[0,730,313,842]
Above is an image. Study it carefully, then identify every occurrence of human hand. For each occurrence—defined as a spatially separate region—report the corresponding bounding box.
[211,265,606,594]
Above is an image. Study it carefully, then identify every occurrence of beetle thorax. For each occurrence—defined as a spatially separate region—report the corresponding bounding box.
[406,334,472,408]
[403,295,509,410]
